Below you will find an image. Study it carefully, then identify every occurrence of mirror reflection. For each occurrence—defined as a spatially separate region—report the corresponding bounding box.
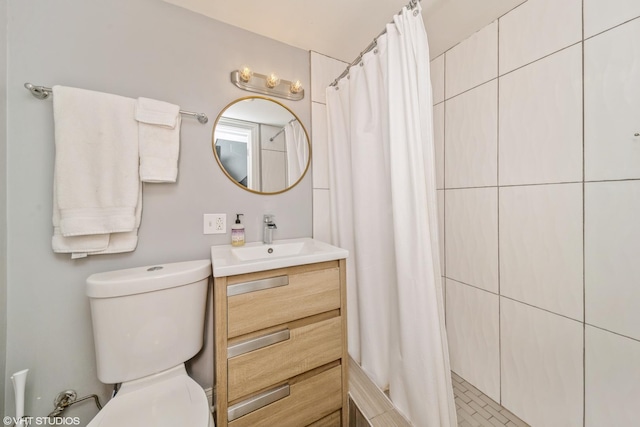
[212,96,310,194]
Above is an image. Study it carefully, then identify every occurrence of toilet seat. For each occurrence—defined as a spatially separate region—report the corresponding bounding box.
[87,365,213,427]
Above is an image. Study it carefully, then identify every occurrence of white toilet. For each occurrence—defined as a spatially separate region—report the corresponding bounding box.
[85,260,214,427]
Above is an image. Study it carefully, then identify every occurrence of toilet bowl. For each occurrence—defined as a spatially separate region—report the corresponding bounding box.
[85,260,214,427]
[87,365,213,427]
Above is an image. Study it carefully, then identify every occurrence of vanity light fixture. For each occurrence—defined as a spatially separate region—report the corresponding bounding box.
[230,68,304,101]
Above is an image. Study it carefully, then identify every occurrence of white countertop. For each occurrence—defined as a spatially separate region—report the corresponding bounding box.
[210,237,349,277]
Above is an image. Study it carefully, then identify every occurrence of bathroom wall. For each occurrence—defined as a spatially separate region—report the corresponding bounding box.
[434,0,640,425]
[4,0,311,422]
[0,0,7,418]
[309,52,347,242]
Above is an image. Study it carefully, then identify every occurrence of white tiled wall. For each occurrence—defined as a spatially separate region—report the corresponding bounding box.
[499,183,583,321]
[446,279,500,402]
[445,80,497,188]
[499,44,583,186]
[585,326,640,427]
[310,52,349,104]
[433,102,445,190]
[584,0,640,38]
[445,188,498,293]
[501,298,583,427]
[430,54,445,104]
[310,52,347,242]
[439,0,640,425]
[437,190,445,273]
[584,18,640,181]
[445,20,497,99]
[498,0,582,74]
[585,181,640,341]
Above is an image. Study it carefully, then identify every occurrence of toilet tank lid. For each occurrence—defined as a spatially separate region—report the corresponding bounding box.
[86,260,211,298]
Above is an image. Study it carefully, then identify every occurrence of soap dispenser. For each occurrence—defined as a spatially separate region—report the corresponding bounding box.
[231,214,245,247]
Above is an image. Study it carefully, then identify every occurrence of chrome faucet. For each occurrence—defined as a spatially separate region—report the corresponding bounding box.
[263,214,277,244]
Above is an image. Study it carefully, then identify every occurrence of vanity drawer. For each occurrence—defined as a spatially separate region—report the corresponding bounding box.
[227,263,341,338]
[228,365,343,427]
[308,410,342,427]
[228,316,343,401]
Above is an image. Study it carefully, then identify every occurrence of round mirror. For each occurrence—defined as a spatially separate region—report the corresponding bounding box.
[212,96,311,194]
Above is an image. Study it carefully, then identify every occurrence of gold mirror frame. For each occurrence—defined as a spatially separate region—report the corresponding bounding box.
[212,96,311,195]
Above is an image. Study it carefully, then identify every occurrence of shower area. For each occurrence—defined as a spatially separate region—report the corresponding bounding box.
[312,0,640,426]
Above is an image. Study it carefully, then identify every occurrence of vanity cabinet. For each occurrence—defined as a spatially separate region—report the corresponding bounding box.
[214,259,348,427]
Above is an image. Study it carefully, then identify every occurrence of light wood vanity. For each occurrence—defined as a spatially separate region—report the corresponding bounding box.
[214,259,349,427]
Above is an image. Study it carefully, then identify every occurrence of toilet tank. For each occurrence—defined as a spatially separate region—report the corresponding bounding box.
[86,260,211,384]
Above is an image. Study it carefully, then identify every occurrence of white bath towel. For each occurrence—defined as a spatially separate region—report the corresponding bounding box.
[52,85,140,257]
[135,97,181,183]
[52,184,142,257]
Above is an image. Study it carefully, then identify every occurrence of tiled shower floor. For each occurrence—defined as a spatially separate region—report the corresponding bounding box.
[349,358,529,427]
[451,372,529,427]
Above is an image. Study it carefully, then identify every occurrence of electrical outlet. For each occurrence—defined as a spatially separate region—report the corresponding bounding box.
[204,214,226,234]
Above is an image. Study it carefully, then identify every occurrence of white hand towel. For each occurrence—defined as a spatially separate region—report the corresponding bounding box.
[53,86,140,237]
[135,97,181,183]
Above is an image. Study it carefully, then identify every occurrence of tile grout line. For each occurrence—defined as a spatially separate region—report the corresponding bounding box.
[583,14,640,42]
[496,14,502,407]
[447,275,588,324]
[581,1,587,427]
[443,177,640,192]
[585,323,640,344]
[442,51,448,322]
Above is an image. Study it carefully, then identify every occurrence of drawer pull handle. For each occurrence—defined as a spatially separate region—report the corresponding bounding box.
[228,384,290,421]
[227,329,290,358]
[227,275,288,296]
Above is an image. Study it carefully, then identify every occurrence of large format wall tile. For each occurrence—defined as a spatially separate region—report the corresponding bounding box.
[445,20,497,99]
[585,326,640,427]
[431,54,445,105]
[499,184,583,320]
[312,188,332,243]
[584,0,640,38]
[499,0,582,74]
[585,18,640,181]
[445,80,497,188]
[446,280,500,402]
[433,103,445,190]
[437,190,445,274]
[311,102,329,189]
[310,51,347,104]
[499,45,582,186]
[501,298,583,427]
[445,188,498,293]
[585,181,640,340]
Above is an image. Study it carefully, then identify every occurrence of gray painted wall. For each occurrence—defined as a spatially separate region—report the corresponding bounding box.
[0,0,7,419]
[5,0,311,423]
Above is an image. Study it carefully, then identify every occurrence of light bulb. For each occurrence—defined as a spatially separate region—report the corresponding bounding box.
[265,73,280,89]
[239,66,253,82]
[290,79,303,94]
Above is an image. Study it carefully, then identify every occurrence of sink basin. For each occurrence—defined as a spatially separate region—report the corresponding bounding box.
[231,241,306,261]
[210,238,349,277]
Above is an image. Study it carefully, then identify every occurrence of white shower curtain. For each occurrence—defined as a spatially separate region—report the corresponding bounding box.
[284,119,308,186]
[326,5,456,426]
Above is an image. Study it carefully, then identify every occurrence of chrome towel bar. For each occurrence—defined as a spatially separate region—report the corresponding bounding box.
[24,83,208,124]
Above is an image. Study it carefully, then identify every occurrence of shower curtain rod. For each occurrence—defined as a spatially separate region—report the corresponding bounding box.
[23,83,209,124]
[329,0,421,87]
[269,118,297,142]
